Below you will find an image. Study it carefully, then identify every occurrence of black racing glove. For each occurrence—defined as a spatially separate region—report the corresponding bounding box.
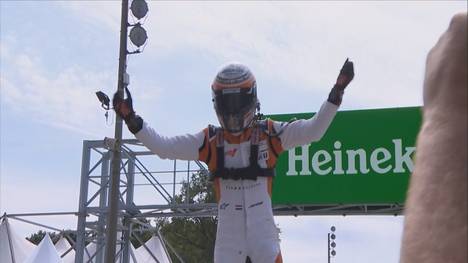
[328,58,354,106]
[113,87,143,134]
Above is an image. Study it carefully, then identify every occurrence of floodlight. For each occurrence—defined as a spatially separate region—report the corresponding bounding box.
[331,250,336,256]
[331,226,336,232]
[331,234,336,240]
[331,242,336,248]
[130,0,148,19]
[96,91,110,110]
[129,24,148,47]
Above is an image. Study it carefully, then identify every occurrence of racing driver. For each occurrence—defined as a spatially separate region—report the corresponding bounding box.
[113,59,354,263]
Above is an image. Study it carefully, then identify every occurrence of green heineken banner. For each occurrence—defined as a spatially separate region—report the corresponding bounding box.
[268,107,421,205]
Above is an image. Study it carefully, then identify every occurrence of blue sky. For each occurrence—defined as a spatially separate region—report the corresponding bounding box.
[1,1,466,262]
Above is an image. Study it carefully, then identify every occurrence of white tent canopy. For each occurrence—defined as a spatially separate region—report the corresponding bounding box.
[61,241,97,263]
[0,218,36,263]
[0,219,172,263]
[61,238,139,262]
[25,234,61,263]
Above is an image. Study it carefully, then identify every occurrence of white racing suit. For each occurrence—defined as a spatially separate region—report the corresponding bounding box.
[135,101,338,263]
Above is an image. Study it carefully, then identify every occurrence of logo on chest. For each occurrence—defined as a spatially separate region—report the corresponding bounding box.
[225,148,238,157]
[258,146,269,161]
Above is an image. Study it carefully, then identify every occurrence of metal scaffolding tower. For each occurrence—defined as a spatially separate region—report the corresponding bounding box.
[70,138,403,263]
[74,138,214,263]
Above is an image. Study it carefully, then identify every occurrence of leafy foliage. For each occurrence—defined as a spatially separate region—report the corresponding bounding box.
[26,230,65,245]
[159,171,217,263]
[129,218,155,248]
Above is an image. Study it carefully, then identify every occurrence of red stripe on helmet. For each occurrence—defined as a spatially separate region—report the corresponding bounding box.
[212,75,256,91]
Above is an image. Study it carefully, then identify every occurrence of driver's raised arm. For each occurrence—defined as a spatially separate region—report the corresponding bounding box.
[112,87,205,161]
[275,59,354,150]
[135,122,204,160]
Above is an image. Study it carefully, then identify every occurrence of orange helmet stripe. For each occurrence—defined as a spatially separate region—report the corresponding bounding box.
[212,75,256,91]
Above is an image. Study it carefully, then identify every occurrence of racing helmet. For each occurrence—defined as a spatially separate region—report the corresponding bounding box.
[212,63,259,133]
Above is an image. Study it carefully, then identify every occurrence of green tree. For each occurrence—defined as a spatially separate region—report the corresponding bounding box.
[159,171,217,263]
[27,230,61,245]
[129,218,154,248]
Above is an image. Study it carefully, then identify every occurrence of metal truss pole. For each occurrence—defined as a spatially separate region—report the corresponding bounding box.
[122,157,135,263]
[97,152,110,263]
[4,217,16,263]
[105,0,129,262]
[75,141,91,263]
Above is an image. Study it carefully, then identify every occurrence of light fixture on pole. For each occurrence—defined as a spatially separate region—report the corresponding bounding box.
[130,0,148,20]
[328,226,337,263]
[128,0,149,54]
[129,23,148,47]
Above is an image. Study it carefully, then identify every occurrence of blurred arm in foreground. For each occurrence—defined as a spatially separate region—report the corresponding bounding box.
[400,13,467,263]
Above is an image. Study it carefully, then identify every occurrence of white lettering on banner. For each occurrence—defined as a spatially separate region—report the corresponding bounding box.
[286,145,311,176]
[333,141,345,175]
[370,148,392,174]
[286,139,416,176]
[311,150,332,175]
[346,149,370,174]
[392,139,416,173]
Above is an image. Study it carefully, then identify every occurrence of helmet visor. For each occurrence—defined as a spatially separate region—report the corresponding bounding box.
[213,88,256,115]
